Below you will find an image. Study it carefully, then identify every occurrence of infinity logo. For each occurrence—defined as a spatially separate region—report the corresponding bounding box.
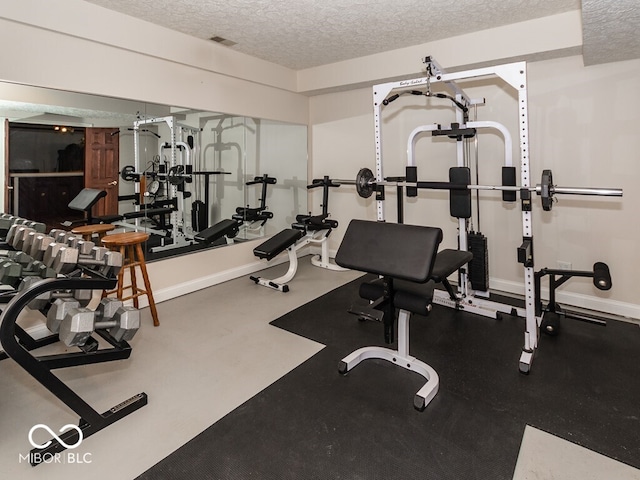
[28,424,83,450]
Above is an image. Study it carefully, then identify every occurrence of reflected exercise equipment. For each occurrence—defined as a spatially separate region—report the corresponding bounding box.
[250,176,347,292]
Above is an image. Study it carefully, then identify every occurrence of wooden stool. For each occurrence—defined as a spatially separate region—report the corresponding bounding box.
[101,232,159,327]
[71,224,115,242]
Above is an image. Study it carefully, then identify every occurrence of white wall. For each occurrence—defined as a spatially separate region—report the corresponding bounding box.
[309,56,640,319]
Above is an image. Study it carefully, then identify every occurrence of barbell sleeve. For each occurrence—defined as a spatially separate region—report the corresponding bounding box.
[549,186,622,197]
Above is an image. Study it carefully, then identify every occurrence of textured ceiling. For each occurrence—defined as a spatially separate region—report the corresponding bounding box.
[83,0,581,70]
[582,0,640,65]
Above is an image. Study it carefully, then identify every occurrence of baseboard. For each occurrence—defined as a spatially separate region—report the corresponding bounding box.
[490,278,640,321]
[138,244,312,308]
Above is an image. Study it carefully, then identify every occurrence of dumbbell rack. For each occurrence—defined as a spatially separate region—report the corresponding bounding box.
[0,276,147,466]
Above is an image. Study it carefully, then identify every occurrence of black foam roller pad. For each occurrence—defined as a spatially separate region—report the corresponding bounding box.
[359,279,385,301]
[394,290,431,316]
[593,262,612,290]
[449,167,472,218]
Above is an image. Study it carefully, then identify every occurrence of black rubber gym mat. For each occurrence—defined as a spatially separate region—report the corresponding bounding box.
[138,277,640,479]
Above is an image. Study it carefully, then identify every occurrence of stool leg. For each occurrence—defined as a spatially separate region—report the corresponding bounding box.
[128,245,139,309]
[135,243,159,327]
[118,245,126,301]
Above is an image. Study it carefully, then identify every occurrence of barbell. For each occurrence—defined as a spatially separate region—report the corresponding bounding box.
[336,168,621,211]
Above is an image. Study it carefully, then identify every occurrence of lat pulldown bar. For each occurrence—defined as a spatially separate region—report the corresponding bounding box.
[335,167,622,211]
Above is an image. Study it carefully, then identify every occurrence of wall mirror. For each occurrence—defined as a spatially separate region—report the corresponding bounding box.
[0,82,308,262]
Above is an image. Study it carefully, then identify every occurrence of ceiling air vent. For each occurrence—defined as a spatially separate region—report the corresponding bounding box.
[209,36,237,47]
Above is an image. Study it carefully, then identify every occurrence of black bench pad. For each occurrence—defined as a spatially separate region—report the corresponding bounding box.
[430,249,473,282]
[194,219,240,244]
[253,229,304,261]
[91,214,123,224]
[68,188,106,212]
[336,220,443,283]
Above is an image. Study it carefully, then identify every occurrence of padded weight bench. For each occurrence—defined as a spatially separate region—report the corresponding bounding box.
[249,229,305,292]
[335,219,454,411]
[250,213,346,292]
[194,219,241,244]
[194,174,277,245]
[253,228,304,262]
[430,248,474,300]
[194,207,273,246]
[63,188,107,226]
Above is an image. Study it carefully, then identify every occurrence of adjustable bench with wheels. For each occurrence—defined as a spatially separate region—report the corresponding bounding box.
[335,219,472,411]
[194,174,276,245]
[250,176,347,293]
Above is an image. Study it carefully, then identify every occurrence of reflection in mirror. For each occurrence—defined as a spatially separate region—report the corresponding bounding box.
[0,83,308,262]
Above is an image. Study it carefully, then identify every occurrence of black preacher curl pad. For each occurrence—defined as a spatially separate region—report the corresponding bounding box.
[335,220,443,283]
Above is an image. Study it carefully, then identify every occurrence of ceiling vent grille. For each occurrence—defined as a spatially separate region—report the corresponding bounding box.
[209,36,237,47]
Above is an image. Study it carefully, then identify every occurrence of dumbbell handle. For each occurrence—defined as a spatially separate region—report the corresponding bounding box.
[78,256,108,266]
[94,319,118,329]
